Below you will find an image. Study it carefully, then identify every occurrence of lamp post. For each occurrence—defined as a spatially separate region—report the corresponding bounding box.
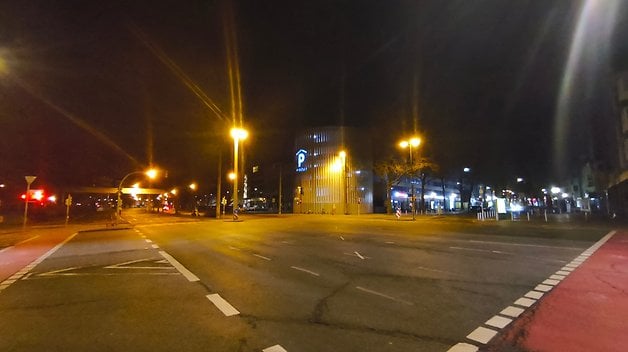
[399,137,421,220]
[230,127,248,221]
[339,151,348,215]
[116,169,157,218]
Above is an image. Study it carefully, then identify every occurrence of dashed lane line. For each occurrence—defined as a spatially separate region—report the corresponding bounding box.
[206,293,240,316]
[159,251,199,282]
[253,254,271,261]
[290,266,320,277]
[355,286,414,306]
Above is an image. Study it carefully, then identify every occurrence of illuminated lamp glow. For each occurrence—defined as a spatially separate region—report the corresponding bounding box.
[32,190,44,201]
[47,195,57,203]
[511,204,524,212]
[551,187,561,194]
[562,193,569,198]
[393,191,408,199]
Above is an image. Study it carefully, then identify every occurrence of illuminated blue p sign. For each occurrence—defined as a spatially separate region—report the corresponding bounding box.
[296,149,307,172]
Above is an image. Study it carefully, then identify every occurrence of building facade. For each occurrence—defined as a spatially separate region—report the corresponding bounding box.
[293,127,373,214]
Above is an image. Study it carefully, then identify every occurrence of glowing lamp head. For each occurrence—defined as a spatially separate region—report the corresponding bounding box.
[338,150,346,159]
[228,172,236,181]
[189,183,197,191]
[230,127,248,141]
[145,169,158,179]
[409,137,421,147]
[399,141,409,148]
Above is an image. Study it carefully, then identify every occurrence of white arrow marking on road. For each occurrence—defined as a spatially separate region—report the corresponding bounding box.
[354,251,365,260]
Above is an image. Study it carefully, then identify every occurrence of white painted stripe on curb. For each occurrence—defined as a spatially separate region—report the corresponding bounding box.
[561,266,575,272]
[500,306,525,318]
[263,345,288,352]
[151,244,159,249]
[159,251,199,282]
[556,270,570,276]
[525,291,544,299]
[467,326,498,344]
[447,342,478,352]
[206,294,240,316]
[549,274,565,280]
[514,297,536,307]
[542,279,560,286]
[145,239,153,243]
[485,315,512,329]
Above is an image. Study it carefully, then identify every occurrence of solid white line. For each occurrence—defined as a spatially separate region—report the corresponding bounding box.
[206,293,240,316]
[449,246,513,255]
[447,342,478,352]
[355,286,413,305]
[253,254,271,261]
[466,326,498,344]
[291,266,320,277]
[354,251,365,260]
[262,345,288,352]
[159,251,199,282]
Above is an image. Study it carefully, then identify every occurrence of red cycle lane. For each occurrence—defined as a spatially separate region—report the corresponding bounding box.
[0,226,89,285]
[487,230,628,352]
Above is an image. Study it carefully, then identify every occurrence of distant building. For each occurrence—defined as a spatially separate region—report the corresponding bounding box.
[608,72,628,216]
[293,127,373,214]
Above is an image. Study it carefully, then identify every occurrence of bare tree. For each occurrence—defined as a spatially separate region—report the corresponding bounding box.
[374,157,407,214]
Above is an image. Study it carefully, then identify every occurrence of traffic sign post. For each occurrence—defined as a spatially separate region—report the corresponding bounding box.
[23,176,37,229]
[65,194,73,225]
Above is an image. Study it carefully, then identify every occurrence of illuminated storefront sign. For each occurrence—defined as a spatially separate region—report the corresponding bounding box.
[296,149,308,172]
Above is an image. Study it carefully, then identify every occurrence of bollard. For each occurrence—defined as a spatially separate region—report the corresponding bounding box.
[544,210,548,222]
[527,211,530,221]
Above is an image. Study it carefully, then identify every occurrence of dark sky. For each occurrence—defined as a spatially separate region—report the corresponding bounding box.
[0,1,626,192]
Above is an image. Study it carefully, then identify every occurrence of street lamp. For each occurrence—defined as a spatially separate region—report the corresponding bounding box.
[339,150,347,215]
[116,168,158,217]
[230,127,248,220]
[398,137,421,220]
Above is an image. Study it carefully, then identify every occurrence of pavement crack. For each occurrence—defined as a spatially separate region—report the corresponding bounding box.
[310,281,351,324]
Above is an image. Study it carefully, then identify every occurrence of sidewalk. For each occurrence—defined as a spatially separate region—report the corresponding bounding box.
[484,230,628,352]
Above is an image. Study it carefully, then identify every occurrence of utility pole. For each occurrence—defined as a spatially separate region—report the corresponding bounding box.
[278,164,283,214]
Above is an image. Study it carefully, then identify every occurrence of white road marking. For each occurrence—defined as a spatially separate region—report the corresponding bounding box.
[105,259,173,270]
[253,254,271,261]
[291,266,320,277]
[466,326,498,344]
[467,239,582,250]
[417,266,459,276]
[145,239,153,243]
[159,251,199,282]
[262,345,288,352]
[354,251,365,260]
[38,267,81,276]
[485,315,512,329]
[228,246,241,251]
[355,286,414,305]
[525,290,544,299]
[556,270,570,275]
[549,274,565,280]
[206,293,240,316]
[500,306,524,318]
[449,246,513,255]
[447,343,478,352]
[340,236,345,241]
[385,241,396,244]
[561,266,575,272]
[535,284,553,292]
[514,297,536,307]
[151,244,159,249]
[542,279,560,286]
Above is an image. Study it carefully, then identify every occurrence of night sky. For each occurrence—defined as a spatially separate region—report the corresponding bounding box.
[1,1,626,193]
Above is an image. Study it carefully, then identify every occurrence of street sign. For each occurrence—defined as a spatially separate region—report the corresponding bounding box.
[65,194,73,207]
[25,176,36,185]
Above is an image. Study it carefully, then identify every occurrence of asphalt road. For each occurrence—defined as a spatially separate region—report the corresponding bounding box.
[0,210,611,351]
